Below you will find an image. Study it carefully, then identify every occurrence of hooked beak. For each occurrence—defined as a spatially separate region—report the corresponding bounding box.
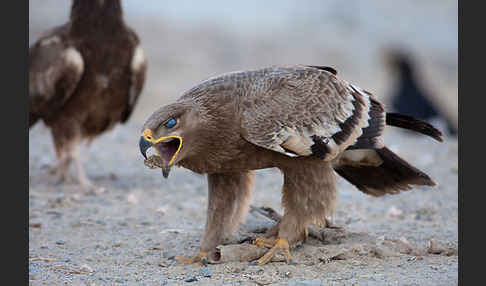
[139,136,153,160]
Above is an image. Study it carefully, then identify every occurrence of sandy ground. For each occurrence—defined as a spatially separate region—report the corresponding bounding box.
[29,120,458,285]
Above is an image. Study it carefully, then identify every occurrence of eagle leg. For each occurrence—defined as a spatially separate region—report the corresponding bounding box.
[252,160,338,265]
[250,237,293,265]
[177,171,254,264]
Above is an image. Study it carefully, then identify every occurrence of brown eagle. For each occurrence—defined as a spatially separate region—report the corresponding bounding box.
[29,0,147,189]
[139,65,442,265]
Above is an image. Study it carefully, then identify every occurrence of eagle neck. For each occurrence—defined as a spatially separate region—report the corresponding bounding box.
[70,0,125,36]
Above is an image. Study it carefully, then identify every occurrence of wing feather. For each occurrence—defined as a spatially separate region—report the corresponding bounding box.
[121,40,147,123]
[240,66,385,160]
[29,26,84,124]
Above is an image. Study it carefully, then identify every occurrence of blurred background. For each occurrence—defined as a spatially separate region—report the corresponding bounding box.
[29,0,457,133]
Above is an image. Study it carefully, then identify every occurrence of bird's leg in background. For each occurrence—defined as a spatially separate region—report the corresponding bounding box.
[72,143,105,193]
[49,132,76,185]
[49,148,73,184]
[175,171,254,264]
[49,127,104,192]
[251,160,337,265]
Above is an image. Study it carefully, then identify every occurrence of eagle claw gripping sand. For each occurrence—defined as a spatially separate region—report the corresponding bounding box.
[140,65,443,265]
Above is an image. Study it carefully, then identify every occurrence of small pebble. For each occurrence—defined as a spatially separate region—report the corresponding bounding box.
[46,211,62,218]
[162,251,176,259]
[156,206,167,215]
[185,274,198,282]
[54,193,65,201]
[387,206,404,218]
[407,256,417,262]
[29,266,40,272]
[127,193,139,204]
[80,264,94,273]
[288,280,323,286]
[198,266,212,277]
[29,222,42,228]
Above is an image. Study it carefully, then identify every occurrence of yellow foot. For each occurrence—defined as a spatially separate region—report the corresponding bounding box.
[250,237,293,265]
[252,237,276,248]
[174,250,209,265]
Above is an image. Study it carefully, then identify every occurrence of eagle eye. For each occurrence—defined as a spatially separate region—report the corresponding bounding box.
[164,118,177,128]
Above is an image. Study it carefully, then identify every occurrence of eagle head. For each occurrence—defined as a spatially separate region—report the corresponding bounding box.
[139,102,199,178]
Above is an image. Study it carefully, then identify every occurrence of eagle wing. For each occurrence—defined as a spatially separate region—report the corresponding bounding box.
[29,26,84,125]
[240,65,385,161]
[121,29,147,123]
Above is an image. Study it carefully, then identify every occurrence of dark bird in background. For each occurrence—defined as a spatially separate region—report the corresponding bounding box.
[387,49,457,135]
[139,65,442,265]
[29,0,147,189]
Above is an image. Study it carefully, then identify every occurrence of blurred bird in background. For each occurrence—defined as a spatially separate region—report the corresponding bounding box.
[386,49,457,136]
[29,0,147,191]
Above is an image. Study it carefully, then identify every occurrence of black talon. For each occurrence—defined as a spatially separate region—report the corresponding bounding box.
[239,237,254,244]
